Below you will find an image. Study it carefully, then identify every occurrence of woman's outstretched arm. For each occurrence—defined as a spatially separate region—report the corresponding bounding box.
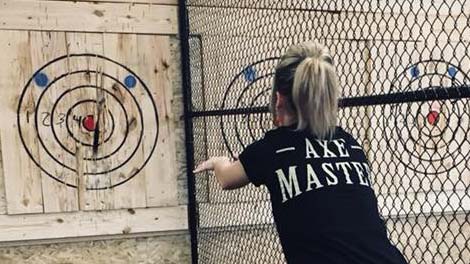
[193,157,250,190]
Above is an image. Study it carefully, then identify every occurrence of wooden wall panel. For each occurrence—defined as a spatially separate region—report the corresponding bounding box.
[0,0,177,34]
[0,31,44,214]
[100,33,148,210]
[0,205,187,242]
[30,31,80,213]
[0,30,179,215]
[0,0,185,245]
[136,35,178,207]
[65,32,114,211]
[43,0,177,4]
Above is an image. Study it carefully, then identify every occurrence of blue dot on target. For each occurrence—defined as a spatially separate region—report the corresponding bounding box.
[124,75,137,89]
[34,72,49,88]
[410,66,420,78]
[243,66,256,82]
[447,67,457,78]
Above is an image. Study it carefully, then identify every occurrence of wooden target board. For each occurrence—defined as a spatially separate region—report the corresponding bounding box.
[369,40,470,198]
[0,31,178,214]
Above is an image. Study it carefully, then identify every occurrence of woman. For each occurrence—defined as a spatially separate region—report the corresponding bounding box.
[194,41,408,264]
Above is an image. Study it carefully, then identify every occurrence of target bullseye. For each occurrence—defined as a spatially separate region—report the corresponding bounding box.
[386,60,470,175]
[17,54,159,190]
[427,110,439,126]
[83,115,95,132]
[54,87,128,162]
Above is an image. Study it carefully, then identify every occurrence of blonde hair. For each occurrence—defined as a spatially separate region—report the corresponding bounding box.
[272,41,339,139]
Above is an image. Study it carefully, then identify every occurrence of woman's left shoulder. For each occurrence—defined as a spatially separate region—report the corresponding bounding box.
[333,126,362,145]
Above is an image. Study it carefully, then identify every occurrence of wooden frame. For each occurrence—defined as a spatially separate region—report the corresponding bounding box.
[0,0,177,34]
[43,0,177,5]
[0,205,187,243]
[0,0,186,244]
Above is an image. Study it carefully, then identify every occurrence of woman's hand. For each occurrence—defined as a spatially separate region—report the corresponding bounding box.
[193,156,250,190]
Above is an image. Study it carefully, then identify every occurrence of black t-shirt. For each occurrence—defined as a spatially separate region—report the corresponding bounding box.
[239,125,408,264]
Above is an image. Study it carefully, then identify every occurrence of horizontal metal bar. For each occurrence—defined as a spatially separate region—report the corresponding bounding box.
[340,85,470,107]
[190,85,470,117]
[191,106,268,117]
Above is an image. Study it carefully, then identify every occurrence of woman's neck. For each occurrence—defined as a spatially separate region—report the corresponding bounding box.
[278,113,297,127]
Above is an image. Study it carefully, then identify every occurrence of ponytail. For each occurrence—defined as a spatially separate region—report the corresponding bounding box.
[273,41,339,139]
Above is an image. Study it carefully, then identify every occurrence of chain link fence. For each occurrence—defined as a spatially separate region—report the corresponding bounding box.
[181,1,470,263]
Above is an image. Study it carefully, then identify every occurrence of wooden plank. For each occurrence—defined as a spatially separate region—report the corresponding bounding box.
[0,0,177,34]
[0,30,44,214]
[27,31,80,213]
[101,33,148,210]
[0,205,187,242]
[42,0,177,5]
[0,149,6,214]
[0,229,187,248]
[64,32,96,210]
[64,32,117,211]
[136,35,178,207]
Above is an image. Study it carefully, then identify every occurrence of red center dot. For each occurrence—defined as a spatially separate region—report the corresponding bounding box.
[427,110,439,126]
[83,115,95,132]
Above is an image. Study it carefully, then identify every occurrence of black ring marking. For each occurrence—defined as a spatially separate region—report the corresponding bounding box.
[385,60,470,175]
[55,88,126,160]
[52,86,129,161]
[35,71,143,175]
[17,54,159,189]
[247,88,271,140]
[220,57,278,157]
[393,75,464,161]
[65,100,116,147]
[231,74,274,156]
